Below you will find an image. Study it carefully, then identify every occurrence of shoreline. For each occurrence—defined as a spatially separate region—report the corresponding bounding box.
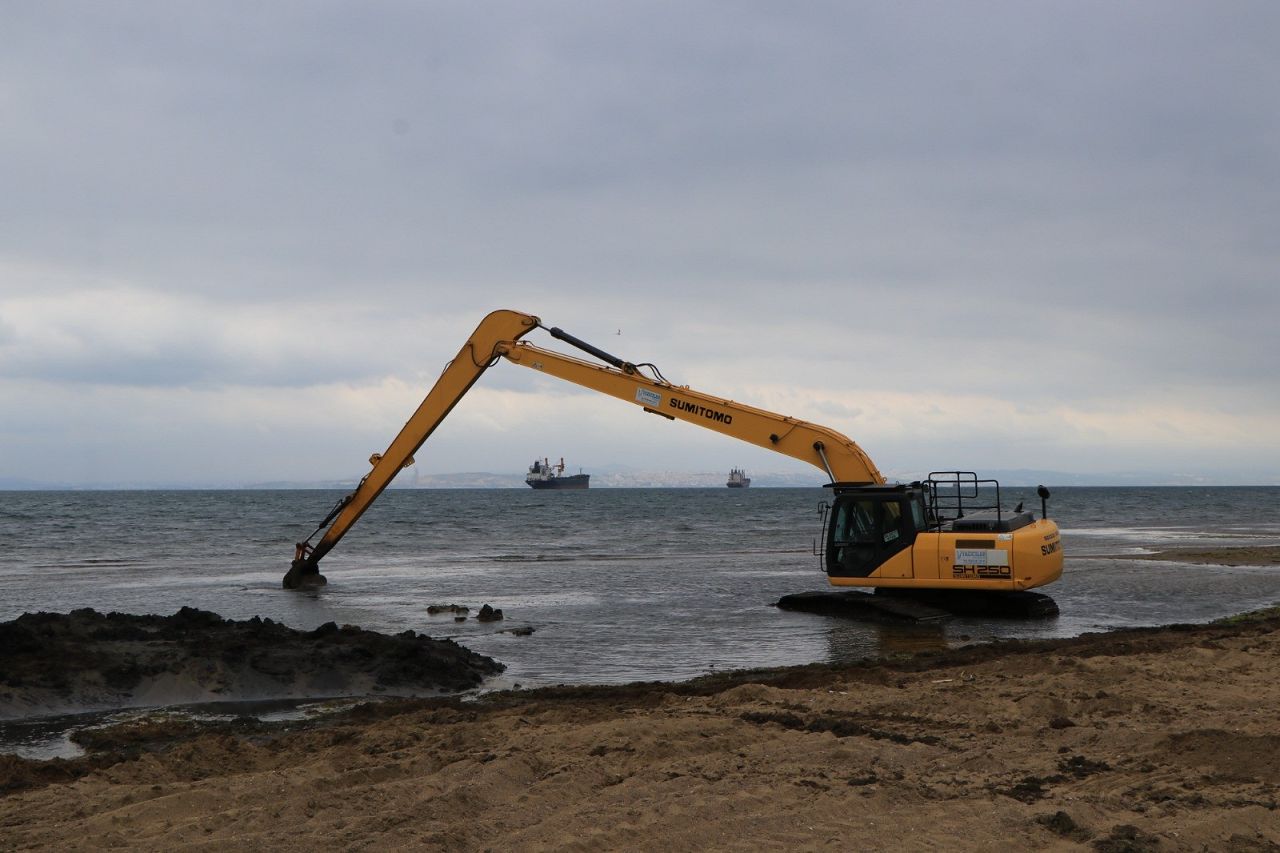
[4,541,1280,850]
[4,605,1280,849]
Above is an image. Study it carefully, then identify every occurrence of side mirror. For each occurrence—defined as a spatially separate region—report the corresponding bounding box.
[1037,485,1051,519]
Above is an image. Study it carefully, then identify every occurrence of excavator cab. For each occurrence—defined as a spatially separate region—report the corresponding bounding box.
[825,484,928,578]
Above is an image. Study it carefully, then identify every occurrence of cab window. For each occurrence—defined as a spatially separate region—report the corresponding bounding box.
[833,500,877,544]
[834,499,902,544]
[910,498,927,531]
[881,502,902,543]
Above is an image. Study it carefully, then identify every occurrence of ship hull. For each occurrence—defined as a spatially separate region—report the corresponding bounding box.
[528,474,590,490]
[726,481,750,488]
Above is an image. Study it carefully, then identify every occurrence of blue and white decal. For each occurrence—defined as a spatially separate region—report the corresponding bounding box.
[955,548,1010,567]
[635,388,663,408]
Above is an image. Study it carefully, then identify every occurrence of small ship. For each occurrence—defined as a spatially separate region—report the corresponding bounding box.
[726,467,751,488]
[525,457,590,490]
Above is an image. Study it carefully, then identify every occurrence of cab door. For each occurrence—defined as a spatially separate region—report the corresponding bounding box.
[827,495,915,579]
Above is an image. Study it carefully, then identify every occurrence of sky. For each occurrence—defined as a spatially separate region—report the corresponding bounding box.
[2,1,1278,487]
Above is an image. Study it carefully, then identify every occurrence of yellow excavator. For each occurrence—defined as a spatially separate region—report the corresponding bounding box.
[283,310,1063,614]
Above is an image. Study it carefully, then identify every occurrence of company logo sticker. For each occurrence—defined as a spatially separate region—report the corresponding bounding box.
[636,388,662,408]
[955,548,1010,567]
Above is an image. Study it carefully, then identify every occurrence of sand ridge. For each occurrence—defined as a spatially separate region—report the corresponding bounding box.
[1108,545,1280,567]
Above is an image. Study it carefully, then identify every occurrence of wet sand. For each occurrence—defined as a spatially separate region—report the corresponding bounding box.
[3,551,1280,850]
[1110,545,1280,567]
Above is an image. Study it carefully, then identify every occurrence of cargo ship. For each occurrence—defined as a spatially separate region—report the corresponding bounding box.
[726,467,751,488]
[525,457,590,489]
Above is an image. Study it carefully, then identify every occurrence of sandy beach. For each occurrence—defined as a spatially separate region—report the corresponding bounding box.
[3,546,1279,851]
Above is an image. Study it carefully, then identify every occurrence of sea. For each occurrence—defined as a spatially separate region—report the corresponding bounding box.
[3,485,1279,758]
[3,486,1279,689]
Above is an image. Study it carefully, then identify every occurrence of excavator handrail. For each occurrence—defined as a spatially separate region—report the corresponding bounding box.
[284,309,882,588]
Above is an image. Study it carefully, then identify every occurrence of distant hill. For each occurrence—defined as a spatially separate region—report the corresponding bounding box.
[4,470,1276,490]
[885,469,1265,487]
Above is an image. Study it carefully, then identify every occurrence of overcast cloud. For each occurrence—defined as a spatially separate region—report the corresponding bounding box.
[2,1,1277,486]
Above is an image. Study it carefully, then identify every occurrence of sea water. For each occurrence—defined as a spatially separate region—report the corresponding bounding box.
[3,486,1278,689]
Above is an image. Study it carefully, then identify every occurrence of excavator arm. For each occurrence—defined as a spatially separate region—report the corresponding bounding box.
[285,310,539,587]
[283,309,883,588]
[501,339,884,485]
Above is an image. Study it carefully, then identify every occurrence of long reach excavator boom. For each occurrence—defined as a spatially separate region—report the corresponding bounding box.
[284,310,1063,600]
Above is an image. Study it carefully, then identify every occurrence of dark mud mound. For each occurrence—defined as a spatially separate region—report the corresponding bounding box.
[0,607,504,720]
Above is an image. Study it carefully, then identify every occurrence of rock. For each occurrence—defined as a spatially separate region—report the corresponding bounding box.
[0,608,506,720]
[477,605,504,623]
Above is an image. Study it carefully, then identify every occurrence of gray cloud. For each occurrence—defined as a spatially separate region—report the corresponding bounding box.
[1,1,1277,484]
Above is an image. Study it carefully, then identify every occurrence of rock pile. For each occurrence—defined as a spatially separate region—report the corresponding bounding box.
[0,607,504,720]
